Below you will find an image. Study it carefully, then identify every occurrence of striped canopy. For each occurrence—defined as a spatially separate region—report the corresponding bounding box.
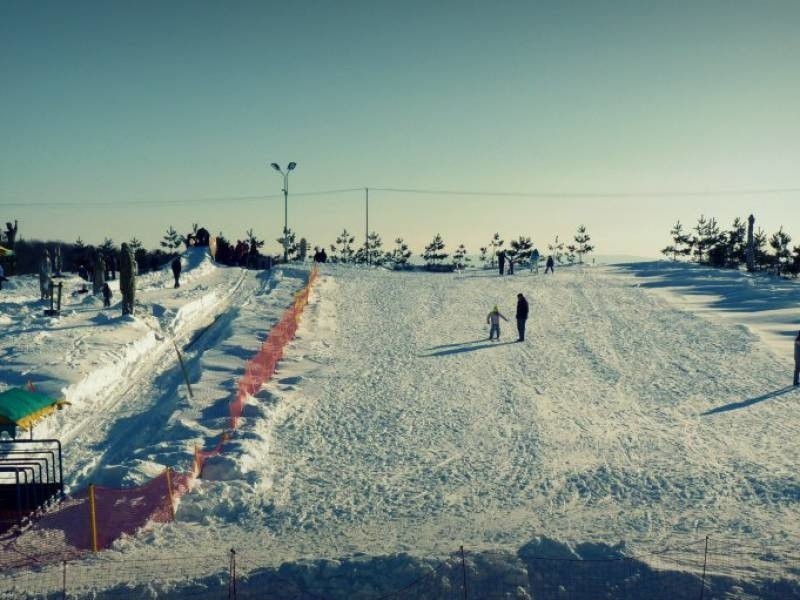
[0,388,67,431]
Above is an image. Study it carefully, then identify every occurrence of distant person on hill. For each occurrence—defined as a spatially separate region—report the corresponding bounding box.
[0,263,7,290]
[171,256,182,288]
[101,282,112,307]
[794,330,800,386]
[498,250,506,276]
[486,305,509,341]
[320,248,328,263]
[530,249,540,274]
[515,293,529,342]
[545,255,555,274]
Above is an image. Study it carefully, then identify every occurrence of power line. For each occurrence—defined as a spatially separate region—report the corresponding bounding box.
[370,186,800,198]
[0,188,364,208]
[0,185,797,208]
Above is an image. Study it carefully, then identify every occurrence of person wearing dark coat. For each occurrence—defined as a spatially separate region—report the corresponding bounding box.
[101,282,112,307]
[516,293,529,342]
[545,255,555,274]
[320,248,328,263]
[794,330,800,386]
[498,251,506,275]
[171,256,182,288]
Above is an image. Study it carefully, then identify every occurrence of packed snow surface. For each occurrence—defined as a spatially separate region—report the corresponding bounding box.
[2,257,799,596]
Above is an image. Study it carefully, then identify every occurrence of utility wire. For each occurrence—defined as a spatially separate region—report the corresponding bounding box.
[1,185,797,208]
[0,188,364,208]
[370,186,800,198]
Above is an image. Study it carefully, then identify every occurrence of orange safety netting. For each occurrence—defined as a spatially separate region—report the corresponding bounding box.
[1,266,319,568]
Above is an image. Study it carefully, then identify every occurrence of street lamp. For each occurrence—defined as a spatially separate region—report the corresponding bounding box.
[270,161,297,262]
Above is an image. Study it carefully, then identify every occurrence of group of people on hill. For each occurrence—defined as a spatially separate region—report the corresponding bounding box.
[497,250,554,276]
[312,247,328,263]
[486,293,530,343]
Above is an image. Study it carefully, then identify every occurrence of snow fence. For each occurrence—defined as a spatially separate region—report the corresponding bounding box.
[0,265,319,569]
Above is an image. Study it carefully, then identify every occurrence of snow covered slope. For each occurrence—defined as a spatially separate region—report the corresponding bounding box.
[2,260,799,598]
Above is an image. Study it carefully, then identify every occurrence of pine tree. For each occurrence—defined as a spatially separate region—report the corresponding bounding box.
[769,226,792,275]
[661,220,693,262]
[548,235,565,264]
[452,244,470,270]
[161,226,184,254]
[362,231,383,265]
[566,244,577,264]
[98,238,117,263]
[573,225,594,263]
[334,229,355,263]
[422,233,448,267]
[754,228,770,270]
[488,233,504,268]
[277,228,299,260]
[386,237,412,269]
[727,217,747,266]
[506,236,533,272]
[478,246,489,268]
[791,245,800,277]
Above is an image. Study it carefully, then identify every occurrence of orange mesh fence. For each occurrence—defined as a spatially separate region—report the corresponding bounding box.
[1,266,319,568]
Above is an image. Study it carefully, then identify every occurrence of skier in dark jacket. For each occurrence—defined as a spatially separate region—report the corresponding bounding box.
[516,293,529,342]
[794,330,800,386]
[545,255,555,274]
[101,282,112,307]
[171,256,182,288]
[498,251,506,275]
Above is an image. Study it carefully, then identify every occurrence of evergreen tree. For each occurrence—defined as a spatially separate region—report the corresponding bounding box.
[161,226,184,254]
[662,220,693,261]
[277,228,299,260]
[334,229,355,262]
[245,229,265,265]
[573,225,594,263]
[98,237,117,261]
[422,233,448,267]
[769,226,792,275]
[754,228,770,270]
[566,244,577,264]
[548,235,565,264]
[452,244,470,270]
[478,246,489,268]
[727,217,748,266]
[386,237,412,269]
[791,245,800,277]
[506,236,533,271]
[488,233,504,268]
[358,231,383,265]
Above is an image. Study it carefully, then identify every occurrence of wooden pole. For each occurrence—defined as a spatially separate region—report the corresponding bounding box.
[172,341,194,399]
[88,484,98,553]
[165,467,176,520]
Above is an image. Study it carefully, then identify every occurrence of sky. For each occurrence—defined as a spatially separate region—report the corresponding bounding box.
[1,0,799,257]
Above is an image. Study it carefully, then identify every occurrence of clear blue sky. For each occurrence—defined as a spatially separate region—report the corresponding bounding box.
[1,0,799,256]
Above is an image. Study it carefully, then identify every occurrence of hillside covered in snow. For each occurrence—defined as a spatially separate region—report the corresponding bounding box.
[1,254,799,598]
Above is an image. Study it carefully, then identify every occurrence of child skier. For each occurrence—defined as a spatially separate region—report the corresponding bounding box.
[486,305,509,341]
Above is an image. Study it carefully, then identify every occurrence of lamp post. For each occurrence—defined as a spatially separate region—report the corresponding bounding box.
[270,161,297,262]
